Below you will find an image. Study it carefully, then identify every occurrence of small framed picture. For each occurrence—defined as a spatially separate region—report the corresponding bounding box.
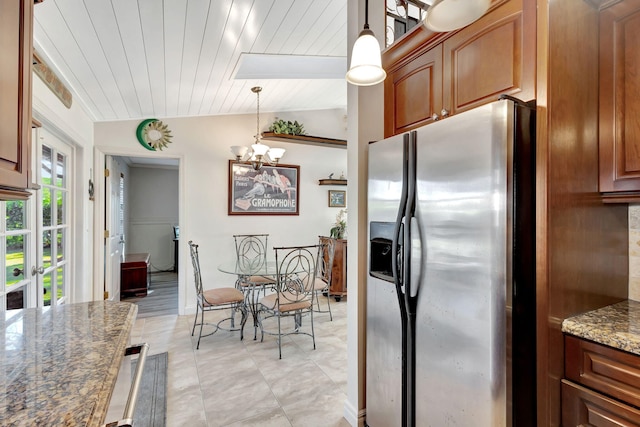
[328,190,346,207]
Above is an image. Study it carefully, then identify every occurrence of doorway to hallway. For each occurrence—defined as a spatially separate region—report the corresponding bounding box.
[100,153,181,317]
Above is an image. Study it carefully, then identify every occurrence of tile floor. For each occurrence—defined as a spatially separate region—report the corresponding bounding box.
[120,296,349,427]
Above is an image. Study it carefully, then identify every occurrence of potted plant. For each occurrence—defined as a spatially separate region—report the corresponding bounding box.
[269,118,306,135]
[330,209,347,239]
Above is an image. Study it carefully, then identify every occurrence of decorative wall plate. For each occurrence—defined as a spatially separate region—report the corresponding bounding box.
[136,119,173,151]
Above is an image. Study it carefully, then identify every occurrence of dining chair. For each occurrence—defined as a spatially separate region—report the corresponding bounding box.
[257,244,319,359]
[313,236,336,320]
[188,240,247,349]
[233,234,276,285]
[232,234,277,339]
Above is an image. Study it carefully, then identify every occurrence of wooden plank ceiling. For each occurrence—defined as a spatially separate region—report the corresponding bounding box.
[33,0,348,121]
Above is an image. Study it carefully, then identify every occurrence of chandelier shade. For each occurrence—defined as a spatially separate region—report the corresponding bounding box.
[230,87,285,170]
[424,0,491,32]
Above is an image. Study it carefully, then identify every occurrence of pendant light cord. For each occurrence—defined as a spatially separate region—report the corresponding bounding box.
[364,0,370,30]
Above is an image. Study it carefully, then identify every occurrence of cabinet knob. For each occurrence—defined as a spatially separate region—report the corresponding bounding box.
[441,108,450,117]
[431,113,440,121]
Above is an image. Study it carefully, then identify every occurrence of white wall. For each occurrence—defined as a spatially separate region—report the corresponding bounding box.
[94,108,347,313]
[344,2,386,425]
[128,166,179,271]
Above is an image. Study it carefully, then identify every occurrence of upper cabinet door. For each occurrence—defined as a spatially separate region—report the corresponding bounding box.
[599,0,640,194]
[442,0,535,116]
[0,0,33,200]
[384,45,443,137]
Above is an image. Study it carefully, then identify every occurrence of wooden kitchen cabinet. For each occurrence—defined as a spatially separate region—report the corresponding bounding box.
[384,45,443,136]
[382,0,535,137]
[562,335,640,425]
[598,0,640,197]
[562,380,640,426]
[0,0,34,200]
[442,0,535,117]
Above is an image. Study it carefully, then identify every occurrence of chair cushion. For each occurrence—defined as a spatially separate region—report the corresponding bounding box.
[313,277,329,291]
[202,287,244,306]
[260,292,312,312]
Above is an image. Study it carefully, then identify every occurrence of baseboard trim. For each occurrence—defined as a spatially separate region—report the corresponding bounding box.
[343,400,366,426]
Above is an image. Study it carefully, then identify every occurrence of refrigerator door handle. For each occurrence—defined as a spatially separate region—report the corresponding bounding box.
[403,130,419,427]
[404,131,417,302]
[392,133,410,300]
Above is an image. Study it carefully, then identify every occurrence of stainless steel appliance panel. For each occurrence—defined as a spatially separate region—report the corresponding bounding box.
[413,101,512,425]
[366,133,405,426]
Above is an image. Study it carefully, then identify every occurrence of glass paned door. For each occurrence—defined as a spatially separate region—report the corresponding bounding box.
[3,200,33,310]
[37,132,72,307]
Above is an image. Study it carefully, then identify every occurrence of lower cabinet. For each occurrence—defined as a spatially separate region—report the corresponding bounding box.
[121,253,150,296]
[562,380,640,425]
[563,335,640,426]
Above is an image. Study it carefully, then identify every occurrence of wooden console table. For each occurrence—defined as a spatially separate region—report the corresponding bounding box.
[121,253,150,296]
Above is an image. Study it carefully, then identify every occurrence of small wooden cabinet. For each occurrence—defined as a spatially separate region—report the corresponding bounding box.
[320,237,347,301]
[383,0,535,137]
[0,0,34,200]
[598,0,640,196]
[562,335,640,425]
[121,253,150,297]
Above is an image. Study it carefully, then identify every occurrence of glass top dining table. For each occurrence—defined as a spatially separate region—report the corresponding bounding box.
[216,260,279,276]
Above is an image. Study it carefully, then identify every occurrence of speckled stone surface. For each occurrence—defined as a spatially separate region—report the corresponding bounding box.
[0,301,137,427]
[562,300,640,356]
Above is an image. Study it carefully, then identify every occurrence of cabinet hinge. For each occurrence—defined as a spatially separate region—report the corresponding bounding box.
[104,168,110,177]
[104,230,109,238]
[104,291,109,300]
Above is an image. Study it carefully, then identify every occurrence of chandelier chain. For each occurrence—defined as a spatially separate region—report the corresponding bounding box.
[252,86,262,143]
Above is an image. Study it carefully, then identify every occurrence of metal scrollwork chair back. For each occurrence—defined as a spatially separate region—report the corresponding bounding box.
[313,237,336,320]
[232,234,276,339]
[233,234,270,272]
[257,244,319,359]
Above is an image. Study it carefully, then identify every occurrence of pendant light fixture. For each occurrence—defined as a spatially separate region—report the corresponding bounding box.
[230,87,285,170]
[345,0,386,86]
[424,0,491,32]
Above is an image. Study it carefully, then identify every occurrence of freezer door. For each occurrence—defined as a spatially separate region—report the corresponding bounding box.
[414,100,512,426]
[366,134,405,426]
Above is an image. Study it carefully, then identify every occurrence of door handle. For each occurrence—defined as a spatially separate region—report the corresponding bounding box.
[13,267,24,277]
[31,266,45,276]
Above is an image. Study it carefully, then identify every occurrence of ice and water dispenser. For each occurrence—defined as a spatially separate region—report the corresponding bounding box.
[369,221,402,283]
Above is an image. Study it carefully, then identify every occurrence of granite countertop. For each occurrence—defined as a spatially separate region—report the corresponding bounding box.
[0,301,138,426]
[562,300,640,356]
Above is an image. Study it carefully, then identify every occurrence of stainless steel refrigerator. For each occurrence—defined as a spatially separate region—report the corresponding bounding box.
[366,97,536,427]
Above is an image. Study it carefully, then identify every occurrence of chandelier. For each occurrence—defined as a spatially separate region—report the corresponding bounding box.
[230,86,285,170]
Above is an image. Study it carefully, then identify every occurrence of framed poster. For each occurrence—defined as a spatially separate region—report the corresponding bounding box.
[328,190,346,207]
[228,161,300,215]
